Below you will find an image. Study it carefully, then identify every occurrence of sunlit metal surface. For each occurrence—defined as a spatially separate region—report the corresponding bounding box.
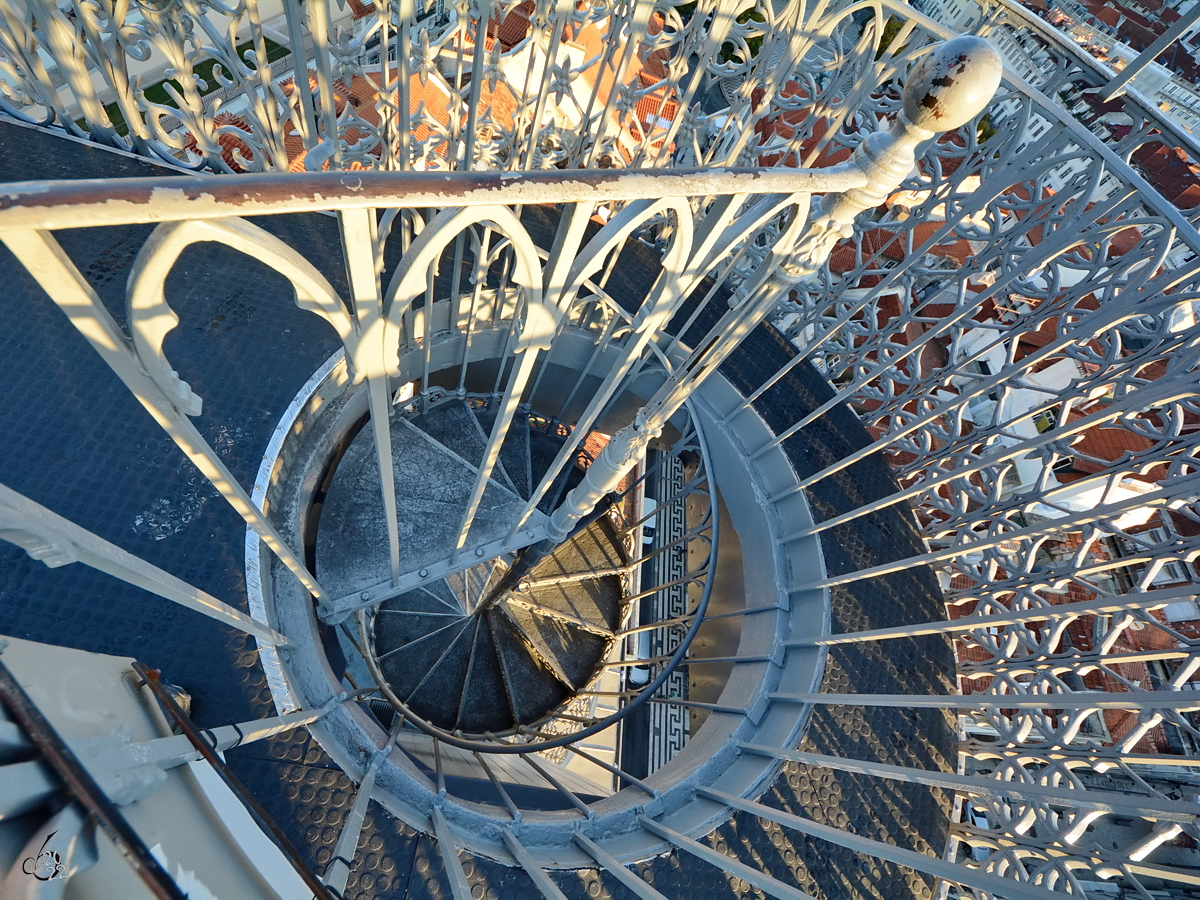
[0,0,1198,896]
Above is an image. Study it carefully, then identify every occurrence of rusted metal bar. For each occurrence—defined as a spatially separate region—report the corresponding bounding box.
[0,166,865,232]
[131,662,338,900]
[0,659,187,900]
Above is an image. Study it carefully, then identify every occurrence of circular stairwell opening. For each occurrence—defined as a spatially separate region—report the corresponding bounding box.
[248,327,829,863]
[314,396,628,734]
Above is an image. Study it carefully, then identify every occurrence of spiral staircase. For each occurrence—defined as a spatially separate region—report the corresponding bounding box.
[1,0,1200,897]
[323,398,623,733]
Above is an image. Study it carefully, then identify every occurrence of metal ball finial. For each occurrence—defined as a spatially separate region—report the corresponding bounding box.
[901,35,1003,133]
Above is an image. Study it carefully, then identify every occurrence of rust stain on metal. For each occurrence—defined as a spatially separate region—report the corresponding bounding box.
[0,167,864,234]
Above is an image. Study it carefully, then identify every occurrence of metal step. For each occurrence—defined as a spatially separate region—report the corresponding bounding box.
[489,611,571,726]
[316,410,528,597]
[454,616,514,733]
[500,602,609,691]
[410,400,519,496]
[526,520,625,631]
[473,405,532,500]
[402,621,477,730]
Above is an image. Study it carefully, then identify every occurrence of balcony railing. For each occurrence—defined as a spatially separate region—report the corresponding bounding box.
[1,0,1199,897]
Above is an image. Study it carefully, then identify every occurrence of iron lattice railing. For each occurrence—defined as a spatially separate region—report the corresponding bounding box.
[761,6,1200,895]
[0,0,1198,897]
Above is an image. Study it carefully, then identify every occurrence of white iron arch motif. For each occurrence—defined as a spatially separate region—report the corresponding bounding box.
[507,194,752,536]
[123,216,360,607]
[126,217,356,415]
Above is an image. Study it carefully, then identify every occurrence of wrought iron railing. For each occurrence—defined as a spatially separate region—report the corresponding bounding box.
[1,0,1198,896]
[753,4,1200,896]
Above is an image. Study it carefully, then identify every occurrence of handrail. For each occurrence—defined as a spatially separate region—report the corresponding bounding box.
[0,165,865,232]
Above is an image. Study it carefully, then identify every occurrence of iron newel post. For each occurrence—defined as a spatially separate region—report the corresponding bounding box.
[481,36,1002,607]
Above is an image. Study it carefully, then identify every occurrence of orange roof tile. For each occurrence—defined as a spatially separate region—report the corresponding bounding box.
[184,111,255,172]
[277,68,455,170]
[487,1,534,50]
[275,11,682,170]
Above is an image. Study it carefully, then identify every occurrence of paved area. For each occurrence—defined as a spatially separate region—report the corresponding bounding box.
[0,118,954,900]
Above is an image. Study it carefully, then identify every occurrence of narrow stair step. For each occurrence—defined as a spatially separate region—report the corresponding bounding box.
[494,602,577,691]
[501,602,609,690]
[374,599,465,649]
[407,400,488,469]
[421,579,466,614]
[318,413,532,597]
[375,614,470,708]
[378,586,461,617]
[456,616,516,733]
[526,520,625,631]
[445,561,499,612]
[489,610,570,724]
[474,406,530,499]
[409,399,519,495]
[403,619,477,729]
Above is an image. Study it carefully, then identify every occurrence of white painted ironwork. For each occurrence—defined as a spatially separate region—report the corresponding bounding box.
[1,0,1199,895]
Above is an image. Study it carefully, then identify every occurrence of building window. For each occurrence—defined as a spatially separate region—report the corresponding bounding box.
[1116,526,1191,587]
